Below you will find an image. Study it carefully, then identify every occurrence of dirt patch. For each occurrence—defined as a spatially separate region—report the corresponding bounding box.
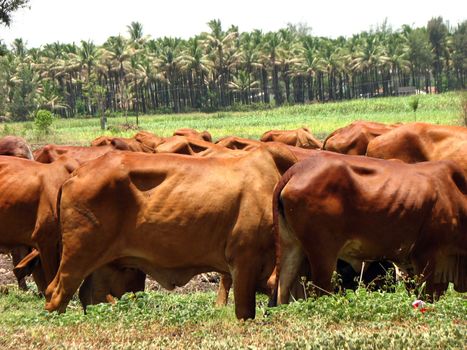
[0,254,18,287]
[0,253,220,294]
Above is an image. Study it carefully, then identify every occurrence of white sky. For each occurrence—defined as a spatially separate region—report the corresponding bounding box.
[0,0,465,48]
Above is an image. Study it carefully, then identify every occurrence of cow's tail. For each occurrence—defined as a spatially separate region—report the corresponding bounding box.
[269,167,296,307]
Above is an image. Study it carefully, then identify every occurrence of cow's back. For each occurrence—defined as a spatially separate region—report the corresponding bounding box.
[323,121,399,155]
[367,123,467,173]
[0,136,33,160]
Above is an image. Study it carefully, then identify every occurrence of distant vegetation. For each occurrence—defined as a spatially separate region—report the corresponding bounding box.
[0,17,465,123]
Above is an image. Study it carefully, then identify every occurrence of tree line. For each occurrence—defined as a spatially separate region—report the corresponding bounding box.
[0,17,466,121]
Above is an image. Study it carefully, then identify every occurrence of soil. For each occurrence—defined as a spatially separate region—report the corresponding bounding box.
[0,254,220,294]
[0,254,18,287]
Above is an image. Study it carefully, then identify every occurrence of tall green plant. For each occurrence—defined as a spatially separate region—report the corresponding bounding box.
[409,96,419,121]
[34,109,54,136]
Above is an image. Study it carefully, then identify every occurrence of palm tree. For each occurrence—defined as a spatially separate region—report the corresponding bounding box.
[157,37,183,112]
[127,21,146,49]
[180,37,211,108]
[278,28,302,103]
[228,70,259,104]
[404,27,433,92]
[78,40,101,113]
[352,34,388,97]
[427,17,448,92]
[11,38,27,58]
[300,36,324,101]
[385,33,410,93]
[202,19,238,107]
[263,32,282,105]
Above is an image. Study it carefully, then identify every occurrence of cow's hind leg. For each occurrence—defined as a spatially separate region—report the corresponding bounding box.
[277,241,305,304]
[304,240,340,296]
[277,213,306,305]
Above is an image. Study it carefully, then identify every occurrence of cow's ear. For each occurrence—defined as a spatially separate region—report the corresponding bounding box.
[13,249,40,280]
[264,143,298,175]
[201,131,212,143]
[111,138,130,151]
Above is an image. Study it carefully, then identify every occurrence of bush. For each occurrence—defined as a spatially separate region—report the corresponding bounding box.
[34,109,54,135]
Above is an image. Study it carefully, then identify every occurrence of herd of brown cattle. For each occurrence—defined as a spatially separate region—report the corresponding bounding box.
[0,121,466,320]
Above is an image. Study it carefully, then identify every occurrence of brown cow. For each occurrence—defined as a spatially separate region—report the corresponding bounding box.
[173,128,212,142]
[274,153,467,305]
[45,146,298,319]
[78,262,146,311]
[0,155,79,290]
[34,144,117,164]
[0,135,34,160]
[7,145,146,304]
[133,131,165,152]
[0,136,35,290]
[155,136,236,157]
[323,121,400,155]
[366,123,467,173]
[33,143,149,304]
[215,136,262,151]
[260,127,323,149]
[92,131,164,153]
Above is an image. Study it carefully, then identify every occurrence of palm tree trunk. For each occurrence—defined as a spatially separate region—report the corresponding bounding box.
[306,75,313,101]
[262,67,269,103]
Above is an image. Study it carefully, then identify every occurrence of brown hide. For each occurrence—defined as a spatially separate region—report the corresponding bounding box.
[34,145,116,164]
[215,136,262,151]
[260,127,323,149]
[156,136,243,157]
[91,131,164,153]
[274,153,467,304]
[366,123,467,174]
[323,121,400,155]
[0,136,34,160]
[173,128,212,142]
[45,147,298,320]
[0,136,34,289]
[0,155,79,289]
[133,131,165,152]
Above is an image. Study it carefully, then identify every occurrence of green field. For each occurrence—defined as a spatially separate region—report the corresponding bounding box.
[0,284,465,349]
[2,92,464,146]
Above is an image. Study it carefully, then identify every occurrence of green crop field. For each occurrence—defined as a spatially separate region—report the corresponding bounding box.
[0,284,465,349]
[1,92,464,146]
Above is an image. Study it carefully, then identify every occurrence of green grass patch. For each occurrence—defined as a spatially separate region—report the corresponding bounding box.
[0,284,465,349]
[1,92,463,146]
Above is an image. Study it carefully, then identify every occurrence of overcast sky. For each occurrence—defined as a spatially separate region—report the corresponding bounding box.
[1,0,465,48]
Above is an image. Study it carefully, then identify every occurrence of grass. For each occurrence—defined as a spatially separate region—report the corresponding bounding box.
[1,92,464,146]
[0,284,465,349]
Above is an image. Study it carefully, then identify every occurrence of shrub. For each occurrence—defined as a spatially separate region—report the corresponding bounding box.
[34,109,54,135]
